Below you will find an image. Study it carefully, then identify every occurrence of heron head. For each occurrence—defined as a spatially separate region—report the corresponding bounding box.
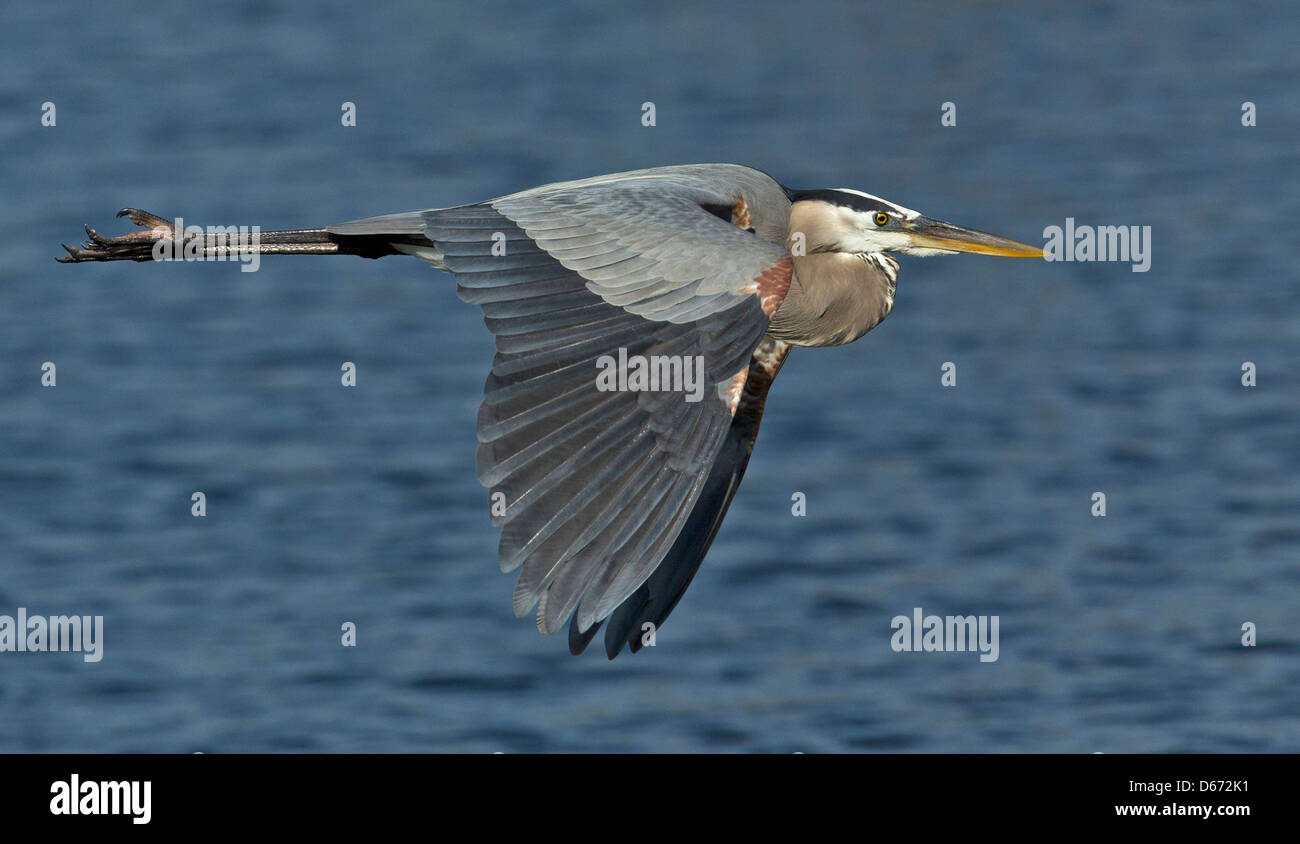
[787,189,1042,258]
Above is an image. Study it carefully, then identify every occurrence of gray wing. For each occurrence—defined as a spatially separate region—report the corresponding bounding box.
[330,165,793,640]
[571,338,791,658]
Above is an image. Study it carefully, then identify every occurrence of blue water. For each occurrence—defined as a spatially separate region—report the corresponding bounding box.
[1,0,1297,752]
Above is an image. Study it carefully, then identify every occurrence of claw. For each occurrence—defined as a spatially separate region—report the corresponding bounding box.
[59,209,182,263]
[118,208,172,230]
[57,242,103,263]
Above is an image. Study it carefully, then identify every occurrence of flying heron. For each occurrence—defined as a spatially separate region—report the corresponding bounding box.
[60,163,1042,658]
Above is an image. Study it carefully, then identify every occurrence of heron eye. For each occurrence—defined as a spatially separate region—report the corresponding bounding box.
[874,212,889,226]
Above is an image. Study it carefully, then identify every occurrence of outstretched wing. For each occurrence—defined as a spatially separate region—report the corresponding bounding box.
[571,337,791,658]
[330,165,793,647]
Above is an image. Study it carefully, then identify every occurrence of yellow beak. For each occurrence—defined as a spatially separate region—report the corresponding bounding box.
[904,217,1043,258]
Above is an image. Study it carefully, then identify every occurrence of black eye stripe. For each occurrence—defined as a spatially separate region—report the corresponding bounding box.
[786,188,901,218]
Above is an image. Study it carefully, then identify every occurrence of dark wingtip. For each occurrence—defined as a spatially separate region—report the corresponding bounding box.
[567,615,602,656]
[605,602,640,659]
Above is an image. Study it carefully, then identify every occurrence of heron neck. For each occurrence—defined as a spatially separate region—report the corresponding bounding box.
[767,252,898,348]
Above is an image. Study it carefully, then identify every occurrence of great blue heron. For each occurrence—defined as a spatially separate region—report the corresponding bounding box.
[60,163,1042,658]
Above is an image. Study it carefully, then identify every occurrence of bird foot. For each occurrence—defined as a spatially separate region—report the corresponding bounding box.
[58,208,176,262]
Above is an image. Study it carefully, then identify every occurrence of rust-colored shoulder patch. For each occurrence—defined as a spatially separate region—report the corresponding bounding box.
[728,193,791,318]
[754,255,793,317]
[731,196,752,230]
